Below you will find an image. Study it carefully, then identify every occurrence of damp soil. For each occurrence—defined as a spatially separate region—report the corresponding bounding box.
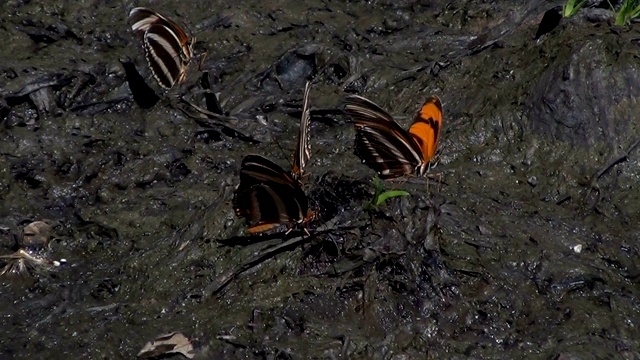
[1,0,640,358]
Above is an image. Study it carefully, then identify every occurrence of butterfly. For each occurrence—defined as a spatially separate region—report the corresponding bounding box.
[129,7,195,90]
[233,82,314,234]
[345,94,443,180]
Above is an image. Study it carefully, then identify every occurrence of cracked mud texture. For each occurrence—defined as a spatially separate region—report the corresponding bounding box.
[1,0,639,358]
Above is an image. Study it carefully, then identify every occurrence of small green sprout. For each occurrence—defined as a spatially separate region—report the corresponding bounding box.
[614,0,640,25]
[563,0,587,18]
[364,177,410,211]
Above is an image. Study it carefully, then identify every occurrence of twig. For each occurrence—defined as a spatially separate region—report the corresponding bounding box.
[584,138,640,210]
[176,97,259,143]
[204,217,361,297]
[593,139,639,181]
[177,96,236,123]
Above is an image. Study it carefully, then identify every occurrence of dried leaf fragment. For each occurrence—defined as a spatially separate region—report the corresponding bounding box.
[23,221,51,248]
[137,332,195,359]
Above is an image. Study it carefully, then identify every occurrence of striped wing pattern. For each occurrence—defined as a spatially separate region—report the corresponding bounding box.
[129,7,194,89]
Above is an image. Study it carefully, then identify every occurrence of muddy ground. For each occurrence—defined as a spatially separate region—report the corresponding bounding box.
[1,0,639,358]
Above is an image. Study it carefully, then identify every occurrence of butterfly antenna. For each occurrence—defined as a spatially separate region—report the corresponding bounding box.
[270,134,293,169]
[309,146,322,166]
[180,10,195,37]
[433,136,448,167]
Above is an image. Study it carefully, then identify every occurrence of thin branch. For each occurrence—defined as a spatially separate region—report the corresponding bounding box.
[204,217,361,297]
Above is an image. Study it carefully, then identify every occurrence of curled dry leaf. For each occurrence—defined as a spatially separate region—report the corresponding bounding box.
[137,332,195,359]
[23,221,52,248]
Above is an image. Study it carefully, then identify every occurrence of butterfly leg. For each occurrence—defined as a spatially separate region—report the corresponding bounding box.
[197,50,208,72]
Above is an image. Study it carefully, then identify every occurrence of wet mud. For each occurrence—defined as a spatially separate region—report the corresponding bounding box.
[1,0,639,358]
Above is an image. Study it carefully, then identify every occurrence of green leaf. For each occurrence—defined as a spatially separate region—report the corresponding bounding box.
[615,0,640,25]
[365,176,411,211]
[372,177,384,193]
[563,0,587,18]
[374,189,410,206]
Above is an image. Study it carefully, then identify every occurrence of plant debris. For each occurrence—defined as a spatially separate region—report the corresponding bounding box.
[137,332,195,359]
[22,221,52,248]
[0,249,54,277]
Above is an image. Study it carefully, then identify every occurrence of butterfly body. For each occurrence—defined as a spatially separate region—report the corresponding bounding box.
[346,95,443,179]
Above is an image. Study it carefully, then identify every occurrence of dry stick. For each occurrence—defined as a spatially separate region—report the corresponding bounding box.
[204,235,310,297]
[177,96,235,123]
[177,97,260,143]
[594,139,639,181]
[585,138,640,209]
[204,217,362,297]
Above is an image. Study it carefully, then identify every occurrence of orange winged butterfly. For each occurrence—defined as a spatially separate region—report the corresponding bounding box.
[129,7,195,90]
[345,94,443,179]
[233,82,314,234]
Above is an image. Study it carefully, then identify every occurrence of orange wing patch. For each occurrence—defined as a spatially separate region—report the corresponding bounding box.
[247,223,280,234]
[408,95,443,162]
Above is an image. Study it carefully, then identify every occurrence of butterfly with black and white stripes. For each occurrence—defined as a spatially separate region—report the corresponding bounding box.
[345,94,443,180]
[129,7,194,90]
[233,82,314,234]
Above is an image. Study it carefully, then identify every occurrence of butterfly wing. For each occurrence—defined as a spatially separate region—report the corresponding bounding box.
[142,24,190,89]
[235,184,305,234]
[292,81,312,181]
[129,7,162,40]
[128,7,193,89]
[129,7,192,55]
[233,155,308,233]
[238,155,299,187]
[345,95,424,179]
[408,96,443,176]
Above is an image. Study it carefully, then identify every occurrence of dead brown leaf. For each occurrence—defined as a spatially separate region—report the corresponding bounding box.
[137,332,195,359]
[23,221,51,248]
